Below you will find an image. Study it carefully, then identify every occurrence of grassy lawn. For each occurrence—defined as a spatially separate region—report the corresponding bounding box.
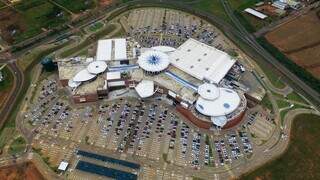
[88,22,104,32]
[286,92,308,104]
[260,95,273,111]
[8,136,26,155]
[241,114,320,180]
[53,0,96,13]
[0,128,17,150]
[0,66,13,91]
[229,0,259,10]
[60,24,117,58]
[13,0,69,43]
[276,99,290,109]
[0,1,6,8]
[193,0,231,23]
[259,63,286,89]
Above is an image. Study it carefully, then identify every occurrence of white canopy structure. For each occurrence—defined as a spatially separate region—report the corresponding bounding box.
[96,39,112,61]
[138,50,170,73]
[87,61,107,74]
[169,38,235,84]
[196,86,241,117]
[135,80,155,98]
[73,69,96,82]
[114,38,127,60]
[197,83,220,100]
[96,38,127,61]
[151,46,176,53]
[244,8,268,19]
[211,116,228,127]
[68,79,81,88]
[58,161,69,171]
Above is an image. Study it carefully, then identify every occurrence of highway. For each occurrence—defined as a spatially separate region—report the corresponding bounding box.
[0,62,24,128]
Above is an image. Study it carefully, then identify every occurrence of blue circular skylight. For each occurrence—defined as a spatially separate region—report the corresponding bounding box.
[147,55,160,65]
[223,103,230,109]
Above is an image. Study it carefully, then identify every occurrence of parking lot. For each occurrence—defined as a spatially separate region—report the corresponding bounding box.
[23,75,256,178]
[124,8,230,51]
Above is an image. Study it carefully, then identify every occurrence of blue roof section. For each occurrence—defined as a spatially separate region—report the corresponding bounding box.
[164,71,198,91]
[76,161,137,180]
[77,150,140,169]
[108,64,139,72]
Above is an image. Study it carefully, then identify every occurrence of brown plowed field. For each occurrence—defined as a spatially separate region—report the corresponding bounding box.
[0,8,27,44]
[265,8,320,79]
[0,162,45,180]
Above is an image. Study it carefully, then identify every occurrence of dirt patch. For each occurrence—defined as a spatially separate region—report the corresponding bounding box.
[0,8,27,44]
[265,8,320,78]
[99,0,113,6]
[0,90,10,109]
[0,162,45,180]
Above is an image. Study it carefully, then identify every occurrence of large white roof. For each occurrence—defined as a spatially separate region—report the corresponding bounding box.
[198,83,220,100]
[244,8,268,19]
[138,50,170,73]
[169,38,235,84]
[151,46,176,53]
[68,79,81,88]
[96,39,112,61]
[96,38,127,61]
[114,38,127,60]
[87,61,107,74]
[211,116,227,127]
[73,69,96,82]
[195,87,241,117]
[135,80,155,98]
[106,71,121,80]
[58,161,69,171]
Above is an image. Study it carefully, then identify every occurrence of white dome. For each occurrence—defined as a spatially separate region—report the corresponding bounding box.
[87,61,107,74]
[68,79,81,88]
[151,46,176,53]
[73,69,96,82]
[138,50,170,73]
[198,83,220,100]
[196,88,241,117]
[211,116,227,127]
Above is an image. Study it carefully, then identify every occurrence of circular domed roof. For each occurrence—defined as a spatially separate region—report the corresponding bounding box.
[138,50,170,73]
[198,83,220,100]
[195,88,241,117]
[211,116,227,127]
[68,79,81,88]
[73,69,96,82]
[87,61,107,74]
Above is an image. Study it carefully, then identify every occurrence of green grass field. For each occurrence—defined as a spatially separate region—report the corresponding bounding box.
[276,99,290,109]
[0,67,13,91]
[229,0,259,10]
[286,92,307,104]
[0,1,6,8]
[54,0,96,13]
[12,0,69,43]
[88,22,104,32]
[241,114,320,180]
[193,0,231,23]
[8,136,26,155]
[260,95,273,111]
[60,24,117,58]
